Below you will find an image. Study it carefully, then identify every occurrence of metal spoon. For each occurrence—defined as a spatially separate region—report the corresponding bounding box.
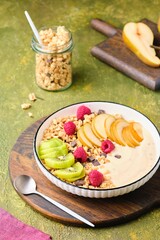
[14,175,95,228]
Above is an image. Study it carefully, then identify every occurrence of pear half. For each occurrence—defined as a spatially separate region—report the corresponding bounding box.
[123,22,160,67]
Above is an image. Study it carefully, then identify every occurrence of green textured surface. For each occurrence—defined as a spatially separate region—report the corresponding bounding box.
[0,0,160,239]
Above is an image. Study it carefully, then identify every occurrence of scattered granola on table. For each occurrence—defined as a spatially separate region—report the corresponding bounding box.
[21,103,31,110]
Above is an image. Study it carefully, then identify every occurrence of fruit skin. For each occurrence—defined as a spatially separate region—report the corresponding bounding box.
[89,170,104,187]
[123,22,160,67]
[158,16,160,32]
[73,147,87,163]
[101,140,115,154]
[64,121,76,135]
[77,105,91,120]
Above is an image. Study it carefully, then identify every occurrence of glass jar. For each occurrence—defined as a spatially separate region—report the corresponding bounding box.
[31,26,73,91]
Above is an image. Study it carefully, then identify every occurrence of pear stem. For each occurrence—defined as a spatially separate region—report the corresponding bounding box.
[150,45,160,50]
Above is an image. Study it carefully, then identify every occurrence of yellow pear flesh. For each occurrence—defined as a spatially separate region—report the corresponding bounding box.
[123,22,160,67]
[77,126,93,148]
[83,123,101,147]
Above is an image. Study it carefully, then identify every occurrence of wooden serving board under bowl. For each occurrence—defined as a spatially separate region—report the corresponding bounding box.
[91,18,160,91]
[9,118,160,227]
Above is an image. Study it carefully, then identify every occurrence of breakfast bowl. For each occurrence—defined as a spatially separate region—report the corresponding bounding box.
[33,101,160,198]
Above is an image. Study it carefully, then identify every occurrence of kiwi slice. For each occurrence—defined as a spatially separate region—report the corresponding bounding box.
[39,143,68,159]
[39,143,67,155]
[39,138,63,151]
[67,168,85,182]
[44,153,75,169]
[54,162,84,181]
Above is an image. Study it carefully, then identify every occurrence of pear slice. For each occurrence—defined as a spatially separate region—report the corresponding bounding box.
[83,123,101,147]
[129,122,143,142]
[123,22,160,67]
[91,119,102,138]
[92,114,109,139]
[104,115,116,140]
[123,125,140,147]
[77,126,93,148]
[110,118,129,145]
[122,127,136,147]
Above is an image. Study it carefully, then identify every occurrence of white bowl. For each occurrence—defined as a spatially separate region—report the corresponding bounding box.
[33,101,160,198]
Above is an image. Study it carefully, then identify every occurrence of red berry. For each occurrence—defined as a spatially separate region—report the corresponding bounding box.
[101,140,115,154]
[64,121,76,135]
[89,170,104,187]
[77,105,91,120]
[73,147,87,163]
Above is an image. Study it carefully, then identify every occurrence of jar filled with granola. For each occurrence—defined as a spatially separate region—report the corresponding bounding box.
[31,26,73,91]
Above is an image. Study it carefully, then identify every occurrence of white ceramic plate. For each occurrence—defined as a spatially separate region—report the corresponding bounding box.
[33,101,160,198]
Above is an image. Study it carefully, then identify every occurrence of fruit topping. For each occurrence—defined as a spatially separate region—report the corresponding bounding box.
[38,138,68,159]
[73,147,87,163]
[77,105,91,120]
[64,121,76,135]
[101,140,115,154]
[54,162,85,182]
[44,153,75,169]
[89,170,104,187]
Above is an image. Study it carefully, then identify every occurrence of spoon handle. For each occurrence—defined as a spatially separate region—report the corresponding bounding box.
[24,11,42,44]
[35,190,95,227]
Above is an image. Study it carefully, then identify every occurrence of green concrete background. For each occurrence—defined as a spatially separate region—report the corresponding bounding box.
[0,0,160,239]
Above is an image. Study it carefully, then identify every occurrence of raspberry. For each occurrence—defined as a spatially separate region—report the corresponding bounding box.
[89,170,104,187]
[73,147,87,163]
[64,121,76,135]
[77,105,91,120]
[101,140,115,154]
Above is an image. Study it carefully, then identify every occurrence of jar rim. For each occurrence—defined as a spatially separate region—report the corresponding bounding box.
[31,26,73,54]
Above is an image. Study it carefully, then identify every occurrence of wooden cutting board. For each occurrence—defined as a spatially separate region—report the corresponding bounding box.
[91,18,160,91]
[8,118,160,227]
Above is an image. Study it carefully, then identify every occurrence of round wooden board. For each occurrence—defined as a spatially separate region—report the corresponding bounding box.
[9,118,160,228]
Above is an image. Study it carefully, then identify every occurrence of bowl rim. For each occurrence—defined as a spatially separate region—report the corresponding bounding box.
[33,100,160,192]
